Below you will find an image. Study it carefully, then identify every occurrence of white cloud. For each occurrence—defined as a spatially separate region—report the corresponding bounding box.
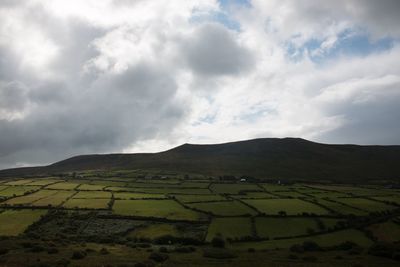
[0,0,400,168]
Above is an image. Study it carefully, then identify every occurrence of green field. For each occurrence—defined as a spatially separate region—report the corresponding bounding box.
[243,198,329,215]
[187,200,257,216]
[4,179,34,186]
[232,229,373,250]
[114,192,166,200]
[206,217,252,242]
[25,178,63,186]
[113,199,204,221]
[210,183,262,194]
[46,182,80,190]
[232,192,277,199]
[0,186,41,197]
[63,198,110,209]
[4,190,57,205]
[73,190,111,199]
[255,217,326,239]
[33,190,75,207]
[173,194,227,203]
[0,175,399,267]
[0,209,47,236]
[78,184,106,190]
[333,197,397,212]
[367,221,400,242]
[371,195,400,205]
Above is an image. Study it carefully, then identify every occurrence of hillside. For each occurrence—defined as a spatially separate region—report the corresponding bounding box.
[1,138,400,182]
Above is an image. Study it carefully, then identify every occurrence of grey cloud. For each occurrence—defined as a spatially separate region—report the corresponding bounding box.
[0,61,185,169]
[0,81,28,113]
[0,8,186,169]
[181,23,254,76]
[317,78,400,145]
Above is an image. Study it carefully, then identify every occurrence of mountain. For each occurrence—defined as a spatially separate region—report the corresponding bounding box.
[1,138,400,182]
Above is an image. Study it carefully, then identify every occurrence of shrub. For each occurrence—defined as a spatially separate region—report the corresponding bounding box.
[302,256,317,262]
[133,261,155,267]
[30,245,45,253]
[148,252,169,262]
[302,241,320,251]
[55,258,70,267]
[211,236,225,248]
[174,246,195,253]
[158,246,168,253]
[100,247,110,255]
[47,247,59,254]
[203,248,237,259]
[290,244,304,253]
[71,250,87,260]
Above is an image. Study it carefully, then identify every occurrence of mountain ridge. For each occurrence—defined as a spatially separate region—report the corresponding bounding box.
[1,137,400,182]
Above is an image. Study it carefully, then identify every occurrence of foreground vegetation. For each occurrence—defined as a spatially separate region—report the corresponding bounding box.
[0,170,400,266]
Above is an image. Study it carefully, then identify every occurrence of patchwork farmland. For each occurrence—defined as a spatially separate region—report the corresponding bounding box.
[0,172,400,266]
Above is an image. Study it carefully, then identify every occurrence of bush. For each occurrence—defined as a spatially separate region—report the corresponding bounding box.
[368,242,400,260]
[30,245,45,253]
[174,246,195,253]
[71,250,87,260]
[47,247,59,254]
[55,258,70,267]
[302,256,317,262]
[302,241,321,251]
[158,246,168,253]
[100,247,109,255]
[133,260,155,267]
[203,248,237,259]
[211,236,225,248]
[290,244,304,253]
[148,252,169,262]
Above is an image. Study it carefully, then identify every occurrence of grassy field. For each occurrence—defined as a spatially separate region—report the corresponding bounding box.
[314,198,368,215]
[232,192,277,199]
[232,229,373,250]
[63,198,110,209]
[333,197,397,212]
[210,183,262,194]
[206,217,252,242]
[0,186,41,197]
[243,198,329,215]
[32,191,73,206]
[255,217,324,239]
[129,223,180,240]
[113,199,204,220]
[173,194,227,203]
[46,182,80,190]
[371,195,400,205]
[4,179,34,186]
[78,184,106,190]
[114,192,166,199]
[367,221,400,242]
[0,209,47,236]
[4,190,57,205]
[73,190,112,199]
[0,176,399,267]
[187,200,257,216]
[24,178,63,186]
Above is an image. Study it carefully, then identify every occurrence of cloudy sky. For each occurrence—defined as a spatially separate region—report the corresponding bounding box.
[1,0,400,169]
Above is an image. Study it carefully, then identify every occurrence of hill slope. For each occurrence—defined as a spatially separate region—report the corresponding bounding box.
[1,138,400,182]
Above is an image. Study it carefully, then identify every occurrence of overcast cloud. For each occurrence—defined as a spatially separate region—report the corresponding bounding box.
[0,0,399,169]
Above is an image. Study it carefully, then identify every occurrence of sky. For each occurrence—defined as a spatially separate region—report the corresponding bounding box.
[0,0,400,169]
